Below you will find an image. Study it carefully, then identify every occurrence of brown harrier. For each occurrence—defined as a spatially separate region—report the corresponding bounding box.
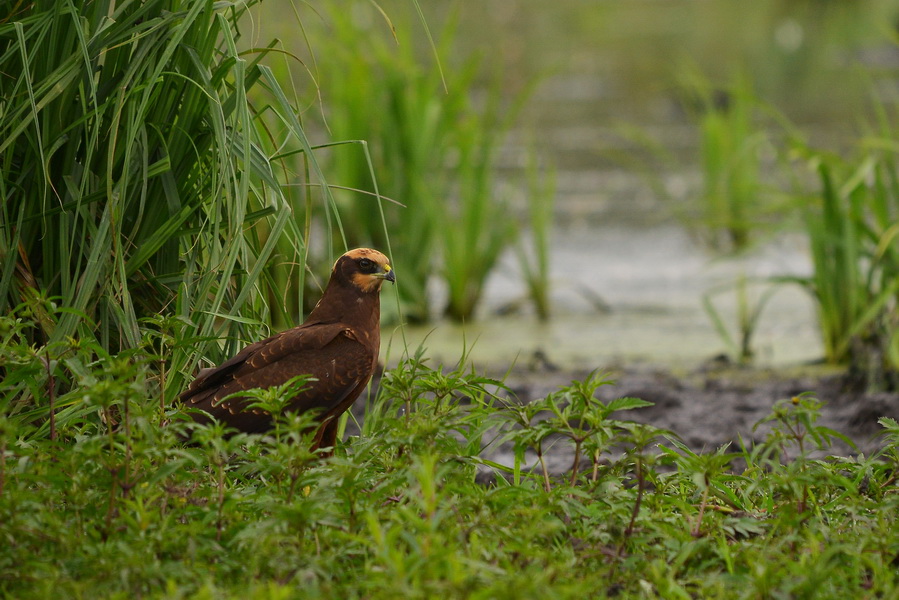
[179,248,395,452]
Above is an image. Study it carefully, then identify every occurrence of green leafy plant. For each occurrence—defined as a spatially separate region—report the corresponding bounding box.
[494,372,654,491]
[2,331,899,597]
[876,416,899,488]
[748,393,855,514]
[661,439,741,537]
[493,393,557,490]
[544,372,653,486]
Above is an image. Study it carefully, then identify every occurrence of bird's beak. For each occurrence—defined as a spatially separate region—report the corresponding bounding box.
[377,264,396,284]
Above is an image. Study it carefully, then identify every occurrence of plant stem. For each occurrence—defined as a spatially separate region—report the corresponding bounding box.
[104,468,118,541]
[624,456,645,541]
[159,357,166,418]
[123,391,131,499]
[570,439,583,486]
[44,355,55,442]
[287,473,298,504]
[538,443,551,493]
[693,485,709,537]
[0,438,5,497]
[216,463,225,542]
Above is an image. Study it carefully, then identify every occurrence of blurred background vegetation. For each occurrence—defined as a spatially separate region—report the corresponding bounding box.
[248,0,899,384]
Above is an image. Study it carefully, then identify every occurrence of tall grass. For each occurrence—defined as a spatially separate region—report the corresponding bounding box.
[515,153,556,321]
[667,66,898,381]
[790,140,899,388]
[440,88,518,321]
[677,67,773,252]
[312,4,454,321]
[0,0,336,407]
[295,2,524,322]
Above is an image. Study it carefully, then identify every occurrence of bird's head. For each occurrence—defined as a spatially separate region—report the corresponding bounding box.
[334,248,395,294]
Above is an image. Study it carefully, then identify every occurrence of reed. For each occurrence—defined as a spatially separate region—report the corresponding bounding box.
[0,0,336,404]
[677,67,772,252]
[309,5,452,321]
[440,86,518,321]
[515,153,556,321]
[296,1,525,322]
[789,139,899,388]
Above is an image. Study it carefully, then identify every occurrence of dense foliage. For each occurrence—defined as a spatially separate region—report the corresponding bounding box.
[0,0,341,399]
[1,322,898,598]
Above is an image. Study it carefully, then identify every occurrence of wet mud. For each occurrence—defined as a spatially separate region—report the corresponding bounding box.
[355,361,898,478]
[500,362,896,460]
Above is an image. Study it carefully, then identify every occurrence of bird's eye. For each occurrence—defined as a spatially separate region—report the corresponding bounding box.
[358,258,373,270]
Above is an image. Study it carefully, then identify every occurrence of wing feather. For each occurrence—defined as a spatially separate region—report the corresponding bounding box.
[180,322,375,434]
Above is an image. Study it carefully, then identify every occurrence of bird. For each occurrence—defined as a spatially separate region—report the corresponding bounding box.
[179,248,395,453]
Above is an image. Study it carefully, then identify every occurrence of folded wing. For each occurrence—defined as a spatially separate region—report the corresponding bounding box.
[179,322,375,435]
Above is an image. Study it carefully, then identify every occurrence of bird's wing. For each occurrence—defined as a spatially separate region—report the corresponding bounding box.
[180,322,375,432]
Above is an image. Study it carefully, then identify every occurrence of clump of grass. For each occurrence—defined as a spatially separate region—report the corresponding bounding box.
[515,152,556,321]
[787,139,899,389]
[287,1,530,322]
[677,66,774,252]
[301,2,452,321]
[0,0,352,409]
[440,91,519,321]
[703,274,780,364]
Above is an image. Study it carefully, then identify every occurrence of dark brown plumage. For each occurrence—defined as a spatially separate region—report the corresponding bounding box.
[179,248,395,452]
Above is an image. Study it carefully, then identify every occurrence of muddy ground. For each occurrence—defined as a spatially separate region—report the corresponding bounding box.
[355,361,898,477]
[504,362,896,467]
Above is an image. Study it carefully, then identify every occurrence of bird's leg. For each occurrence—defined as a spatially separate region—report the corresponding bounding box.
[314,419,340,458]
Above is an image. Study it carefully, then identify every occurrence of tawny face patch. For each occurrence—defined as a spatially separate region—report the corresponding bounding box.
[341,248,394,293]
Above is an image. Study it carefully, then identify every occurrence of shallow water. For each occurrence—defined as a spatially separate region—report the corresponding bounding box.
[376,1,899,370]
[387,224,822,370]
[250,1,897,371]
